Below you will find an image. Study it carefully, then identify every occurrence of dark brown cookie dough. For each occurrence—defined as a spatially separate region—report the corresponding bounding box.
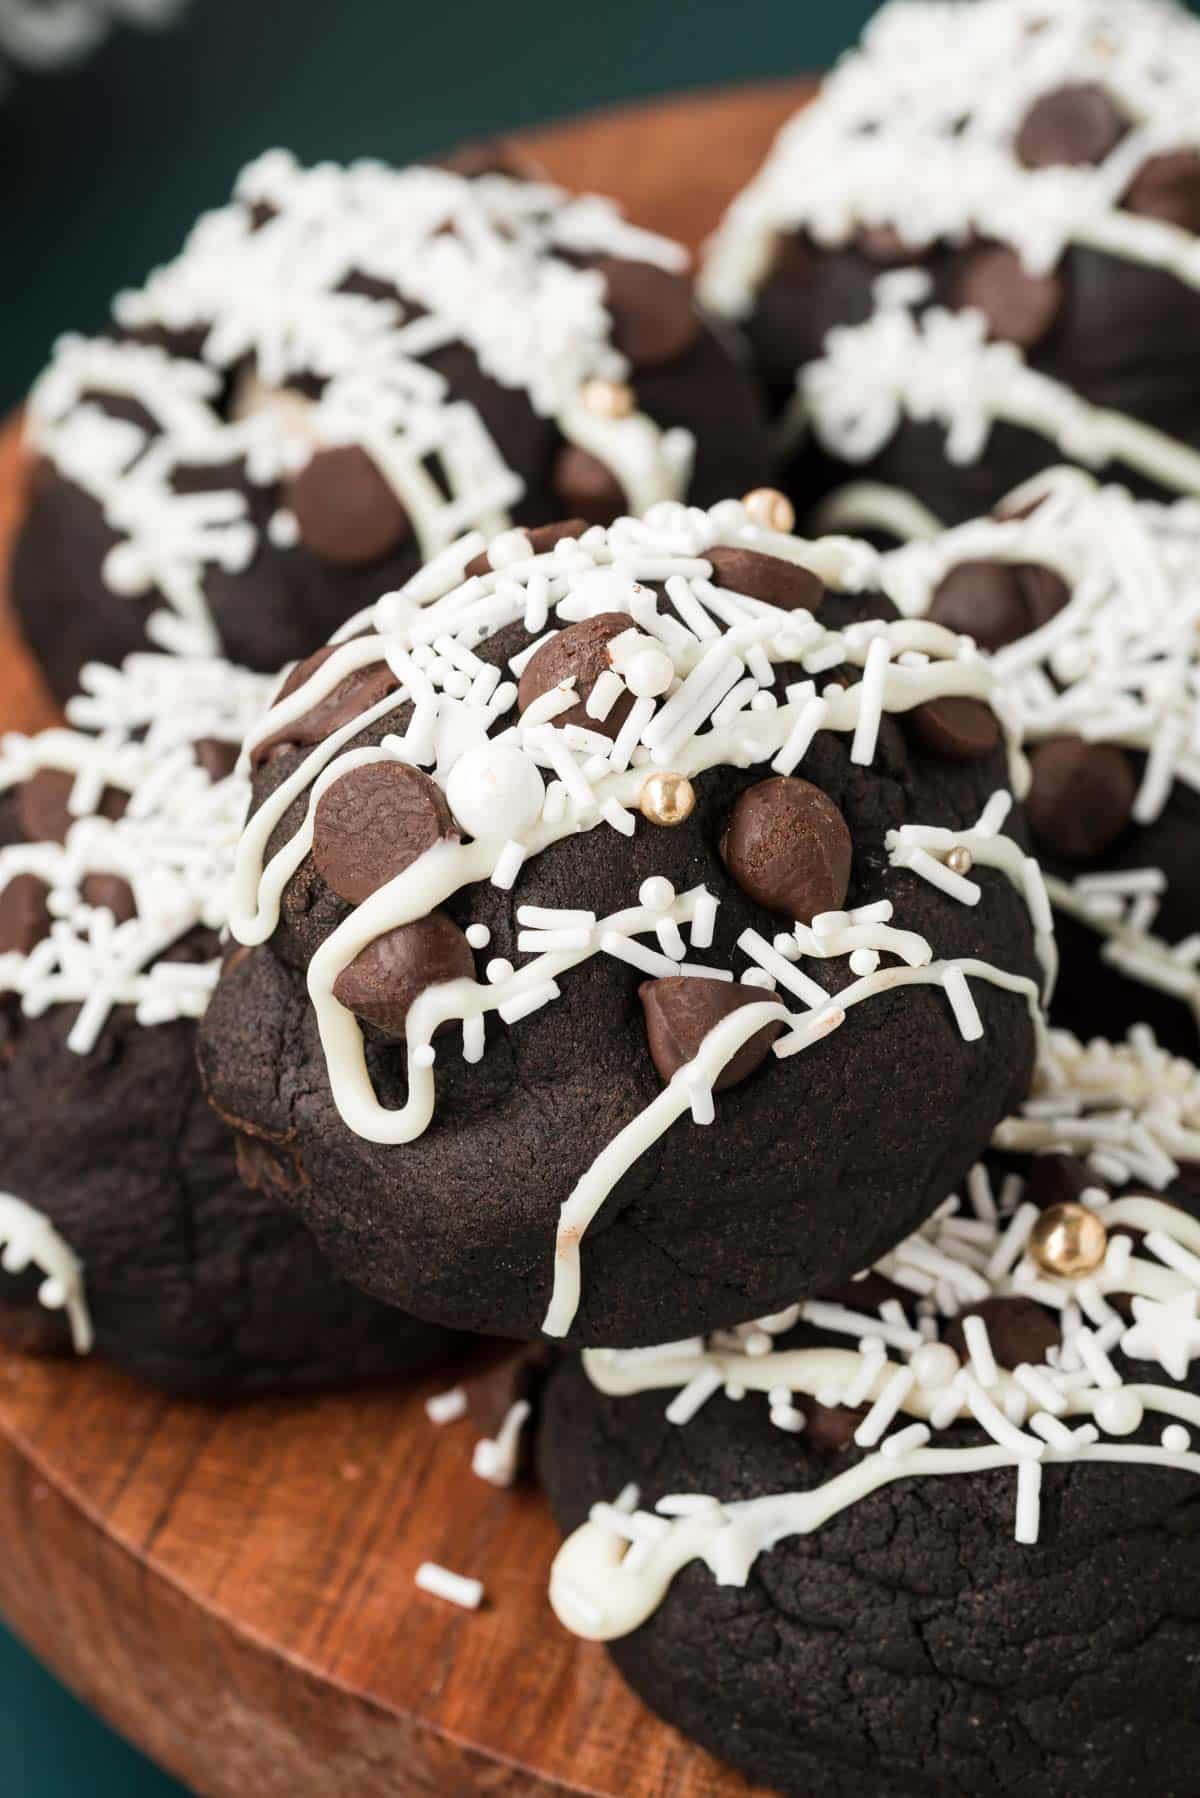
[13,156,770,703]
[538,1343,1200,1798]
[198,532,1043,1347]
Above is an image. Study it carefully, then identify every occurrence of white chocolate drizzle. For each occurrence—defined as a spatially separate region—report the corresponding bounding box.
[550,1027,1200,1641]
[27,152,699,653]
[0,1192,91,1355]
[230,500,1047,1337]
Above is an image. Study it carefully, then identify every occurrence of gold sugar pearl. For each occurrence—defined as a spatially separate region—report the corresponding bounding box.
[946,846,974,876]
[639,771,696,827]
[742,487,796,534]
[1029,1202,1109,1279]
[581,378,635,419]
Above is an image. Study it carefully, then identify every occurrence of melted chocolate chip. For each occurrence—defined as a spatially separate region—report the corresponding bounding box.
[0,874,51,955]
[907,696,1001,761]
[194,737,240,782]
[552,445,626,527]
[251,645,400,768]
[1015,82,1128,169]
[234,1131,306,1201]
[929,559,1069,652]
[332,911,475,1040]
[17,768,128,845]
[593,258,702,369]
[81,873,136,924]
[952,244,1065,350]
[720,776,853,924]
[313,762,458,905]
[1123,150,1200,235]
[706,547,824,613]
[804,1400,868,1452]
[462,518,589,580]
[639,977,784,1090]
[517,610,637,738]
[287,444,411,568]
[1026,736,1136,860]
[944,1296,1060,1371]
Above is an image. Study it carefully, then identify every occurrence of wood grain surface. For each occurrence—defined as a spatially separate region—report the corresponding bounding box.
[0,77,814,1798]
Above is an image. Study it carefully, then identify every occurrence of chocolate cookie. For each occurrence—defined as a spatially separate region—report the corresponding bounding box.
[13,151,770,703]
[539,1029,1200,1796]
[882,467,1200,1058]
[701,0,1200,536]
[0,656,459,1394]
[198,499,1046,1346]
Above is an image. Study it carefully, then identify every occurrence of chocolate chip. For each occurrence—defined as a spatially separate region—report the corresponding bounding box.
[952,244,1064,349]
[517,610,637,739]
[251,645,400,768]
[462,518,589,581]
[930,561,1031,650]
[552,445,626,527]
[819,1271,913,1314]
[804,1400,868,1452]
[193,737,240,782]
[0,875,51,955]
[1023,1153,1094,1212]
[466,1343,554,1442]
[706,547,824,614]
[287,444,411,568]
[1015,83,1128,169]
[907,696,1001,761]
[944,1296,1060,1371]
[720,777,853,923]
[639,977,784,1090]
[17,768,128,845]
[81,873,136,924]
[332,911,475,1040]
[855,223,921,265]
[1123,150,1200,234]
[313,763,458,906]
[593,258,702,369]
[1026,736,1136,860]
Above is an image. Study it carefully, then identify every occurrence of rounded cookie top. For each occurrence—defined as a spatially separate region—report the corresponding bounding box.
[540,1026,1200,1793]
[20,149,767,691]
[882,466,1200,1051]
[701,0,1200,523]
[0,654,458,1393]
[215,496,1049,1346]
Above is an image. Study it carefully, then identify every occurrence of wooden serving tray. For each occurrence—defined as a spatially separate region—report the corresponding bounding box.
[0,78,813,1798]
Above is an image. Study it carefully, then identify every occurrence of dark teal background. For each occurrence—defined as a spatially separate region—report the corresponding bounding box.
[3,0,1200,1792]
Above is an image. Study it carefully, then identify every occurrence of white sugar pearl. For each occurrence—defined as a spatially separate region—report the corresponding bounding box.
[639,876,675,911]
[909,1343,960,1390]
[485,958,514,985]
[446,743,544,841]
[465,923,490,950]
[412,1045,436,1070]
[625,648,674,699]
[1093,1389,1143,1437]
[1162,1424,1191,1453]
